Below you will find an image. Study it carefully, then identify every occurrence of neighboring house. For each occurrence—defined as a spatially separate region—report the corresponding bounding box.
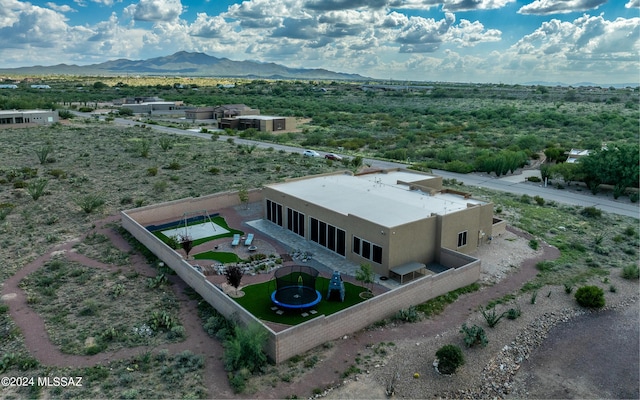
[184,107,216,120]
[30,85,51,89]
[566,149,591,163]
[219,115,296,132]
[113,96,163,105]
[0,110,59,128]
[213,104,260,120]
[0,84,18,89]
[120,102,180,114]
[263,169,495,281]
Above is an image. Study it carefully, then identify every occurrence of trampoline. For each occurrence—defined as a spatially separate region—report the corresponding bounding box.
[271,265,322,310]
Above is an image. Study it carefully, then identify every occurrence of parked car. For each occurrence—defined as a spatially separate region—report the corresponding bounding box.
[303,150,320,157]
[324,153,343,161]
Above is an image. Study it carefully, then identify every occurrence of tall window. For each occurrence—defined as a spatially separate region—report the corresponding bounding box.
[457,231,468,248]
[286,207,305,237]
[310,217,346,256]
[353,236,383,264]
[266,199,283,227]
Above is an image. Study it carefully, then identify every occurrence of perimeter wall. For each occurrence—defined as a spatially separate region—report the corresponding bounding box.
[121,190,481,364]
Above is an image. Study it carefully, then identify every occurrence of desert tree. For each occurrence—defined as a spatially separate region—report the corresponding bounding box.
[238,188,249,209]
[355,263,374,296]
[180,235,194,259]
[225,265,244,295]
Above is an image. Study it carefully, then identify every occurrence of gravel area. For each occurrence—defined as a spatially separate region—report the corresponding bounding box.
[319,231,638,399]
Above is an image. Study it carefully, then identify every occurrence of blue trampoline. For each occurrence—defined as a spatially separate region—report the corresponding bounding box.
[271,265,322,310]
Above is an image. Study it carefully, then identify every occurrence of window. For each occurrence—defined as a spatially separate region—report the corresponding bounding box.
[286,208,305,237]
[353,236,383,264]
[266,199,283,227]
[457,231,468,247]
[310,217,346,256]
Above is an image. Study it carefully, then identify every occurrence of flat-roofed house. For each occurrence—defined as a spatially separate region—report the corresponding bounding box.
[0,110,59,128]
[262,169,494,281]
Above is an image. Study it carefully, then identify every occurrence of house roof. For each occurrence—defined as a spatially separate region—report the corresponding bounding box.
[267,170,487,228]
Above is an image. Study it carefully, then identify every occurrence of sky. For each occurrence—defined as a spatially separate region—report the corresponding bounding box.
[0,0,638,84]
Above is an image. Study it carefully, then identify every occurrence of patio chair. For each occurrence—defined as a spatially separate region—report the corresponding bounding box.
[244,233,254,246]
[231,234,240,246]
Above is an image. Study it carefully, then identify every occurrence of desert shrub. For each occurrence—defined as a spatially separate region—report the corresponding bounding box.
[563,282,574,294]
[147,167,158,176]
[223,323,268,374]
[394,305,419,323]
[480,306,506,328]
[460,324,487,348]
[0,203,15,221]
[75,193,105,213]
[580,206,602,218]
[27,178,48,200]
[48,169,67,179]
[519,194,531,204]
[506,304,521,320]
[621,264,640,280]
[35,144,52,165]
[529,239,539,250]
[167,160,181,170]
[533,195,545,206]
[148,310,179,331]
[208,167,220,175]
[574,285,605,308]
[158,136,173,151]
[435,345,465,375]
[526,176,541,182]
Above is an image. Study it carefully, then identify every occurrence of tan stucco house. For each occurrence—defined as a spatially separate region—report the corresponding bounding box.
[262,169,495,281]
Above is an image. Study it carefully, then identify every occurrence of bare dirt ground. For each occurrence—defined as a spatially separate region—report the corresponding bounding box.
[301,230,639,400]
[2,215,638,399]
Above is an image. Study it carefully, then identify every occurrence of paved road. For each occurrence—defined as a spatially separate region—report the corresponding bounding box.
[71,111,640,219]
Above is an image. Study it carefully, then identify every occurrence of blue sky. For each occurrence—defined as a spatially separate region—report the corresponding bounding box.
[0,0,637,84]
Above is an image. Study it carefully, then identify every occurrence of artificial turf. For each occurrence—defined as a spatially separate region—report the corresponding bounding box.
[233,276,370,325]
[193,251,242,263]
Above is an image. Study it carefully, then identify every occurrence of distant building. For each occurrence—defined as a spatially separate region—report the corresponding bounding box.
[0,84,18,89]
[184,103,261,122]
[0,110,59,128]
[566,149,591,163]
[219,115,296,132]
[120,101,181,114]
[30,85,51,89]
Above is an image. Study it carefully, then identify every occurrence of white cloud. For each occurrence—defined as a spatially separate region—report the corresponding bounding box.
[625,0,640,8]
[518,0,607,15]
[46,2,75,13]
[443,0,516,12]
[503,14,639,82]
[124,0,183,22]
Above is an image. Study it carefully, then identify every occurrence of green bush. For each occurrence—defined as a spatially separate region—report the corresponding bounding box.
[580,206,602,218]
[435,344,465,375]
[574,285,605,308]
[460,324,487,348]
[223,323,267,374]
[75,193,105,213]
[394,305,419,323]
[621,264,640,280]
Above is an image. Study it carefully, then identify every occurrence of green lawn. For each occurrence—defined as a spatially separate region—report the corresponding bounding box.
[193,251,242,263]
[234,276,369,325]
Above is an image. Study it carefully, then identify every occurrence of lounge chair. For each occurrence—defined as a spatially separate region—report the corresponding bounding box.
[231,234,240,246]
[244,233,254,246]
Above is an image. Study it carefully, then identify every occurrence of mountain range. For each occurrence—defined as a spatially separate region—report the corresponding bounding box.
[0,51,367,81]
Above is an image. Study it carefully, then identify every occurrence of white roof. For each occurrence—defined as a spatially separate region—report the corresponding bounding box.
[268,171,487,228]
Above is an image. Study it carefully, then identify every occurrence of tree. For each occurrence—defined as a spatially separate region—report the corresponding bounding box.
[351,155,363,172]
[355,263,374,296]
[238,188,249,209]
[225,265,244,295]
[580,144,640,198]
[575,285,605,308]
[180,235,193,259]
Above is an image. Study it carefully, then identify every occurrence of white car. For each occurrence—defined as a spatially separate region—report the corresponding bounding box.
[303,150,320,157]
